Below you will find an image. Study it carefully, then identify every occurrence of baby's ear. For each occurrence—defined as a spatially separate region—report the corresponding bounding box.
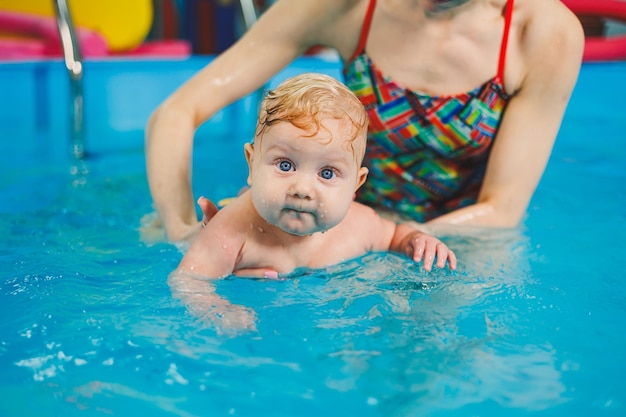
[355,166,369,190]
[244,143,255,186]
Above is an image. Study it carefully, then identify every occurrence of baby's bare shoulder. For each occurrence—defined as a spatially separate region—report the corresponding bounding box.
[338,202,395,241]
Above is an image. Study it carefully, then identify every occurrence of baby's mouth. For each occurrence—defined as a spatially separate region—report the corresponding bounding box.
[278,207,323,236]
[284,208,309,216]
[282,206,317,220]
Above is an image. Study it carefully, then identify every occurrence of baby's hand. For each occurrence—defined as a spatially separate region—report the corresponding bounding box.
[403,231,457,272]
[205,303,257,335]
[234,268,280,279]
[169,270,257,335]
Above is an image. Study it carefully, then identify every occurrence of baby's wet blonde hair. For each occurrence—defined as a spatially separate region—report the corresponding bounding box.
[255,73,368,162]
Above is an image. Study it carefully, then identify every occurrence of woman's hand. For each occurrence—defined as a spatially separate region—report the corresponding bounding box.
[197,196,219,227]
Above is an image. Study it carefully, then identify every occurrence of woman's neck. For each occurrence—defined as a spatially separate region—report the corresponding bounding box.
[421,0,475,18]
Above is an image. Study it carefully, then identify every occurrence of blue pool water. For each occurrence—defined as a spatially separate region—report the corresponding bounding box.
[1,59,625,417]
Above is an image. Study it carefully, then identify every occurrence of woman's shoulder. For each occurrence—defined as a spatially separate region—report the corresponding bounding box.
[272,0,364,19]
[517,0,584,54]
[513,0,584,83]
[271,0,368,53]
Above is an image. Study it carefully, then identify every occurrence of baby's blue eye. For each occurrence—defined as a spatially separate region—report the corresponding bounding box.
[279,160,293,172]
[320,168,335,180]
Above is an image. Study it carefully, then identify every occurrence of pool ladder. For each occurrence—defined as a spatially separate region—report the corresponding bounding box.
[53,0,84,159]
[52,0,262,160]
[239,0,259,29]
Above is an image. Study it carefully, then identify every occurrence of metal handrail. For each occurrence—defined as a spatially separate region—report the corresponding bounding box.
[239,0,259,29]
[51,0,262,159]
[53,0,85,159]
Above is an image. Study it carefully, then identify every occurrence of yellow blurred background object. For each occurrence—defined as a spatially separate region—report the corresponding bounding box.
[0,0,153,51]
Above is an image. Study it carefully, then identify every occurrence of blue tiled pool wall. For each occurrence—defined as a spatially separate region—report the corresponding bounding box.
[0,57,623,161]
[0,56,344,159]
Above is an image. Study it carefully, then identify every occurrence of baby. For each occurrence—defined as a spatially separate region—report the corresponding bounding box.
[170,73,456,330]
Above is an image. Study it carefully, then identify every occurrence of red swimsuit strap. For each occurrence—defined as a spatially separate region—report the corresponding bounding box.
[497,0,515,82]
[347,0,377,64]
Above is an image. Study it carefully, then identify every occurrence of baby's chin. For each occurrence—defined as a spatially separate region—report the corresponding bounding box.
[272,217,336,237]
[277,224,330,237]
[267,210,334,236]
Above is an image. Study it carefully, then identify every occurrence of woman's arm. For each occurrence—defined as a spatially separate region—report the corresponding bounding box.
[145,0,360,242]
[427,1,584,229]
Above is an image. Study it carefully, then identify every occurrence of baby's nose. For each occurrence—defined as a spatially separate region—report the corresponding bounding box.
[289,176,314,199]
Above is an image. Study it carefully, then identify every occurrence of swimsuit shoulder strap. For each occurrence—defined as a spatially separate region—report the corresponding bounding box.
[346,0,377,64]
[497,0,515,82]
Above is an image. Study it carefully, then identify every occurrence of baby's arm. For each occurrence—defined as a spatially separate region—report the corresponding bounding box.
[177,198,251,277]
[348,202,456,271]
[168,269,256,332]
[389,222,457,272]
[171,211,256,332]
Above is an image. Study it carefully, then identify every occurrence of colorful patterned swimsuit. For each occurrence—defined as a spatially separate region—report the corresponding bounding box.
[343,0,514,222]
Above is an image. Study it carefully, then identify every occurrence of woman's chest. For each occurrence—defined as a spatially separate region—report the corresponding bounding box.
[364,3,509,94]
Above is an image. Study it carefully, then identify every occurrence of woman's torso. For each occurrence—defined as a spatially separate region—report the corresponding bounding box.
[340,0,515,222]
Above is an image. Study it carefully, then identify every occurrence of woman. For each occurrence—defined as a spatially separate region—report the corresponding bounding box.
[145,0,583,242]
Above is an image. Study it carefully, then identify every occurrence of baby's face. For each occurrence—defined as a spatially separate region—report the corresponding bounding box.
[246,118,367,236]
